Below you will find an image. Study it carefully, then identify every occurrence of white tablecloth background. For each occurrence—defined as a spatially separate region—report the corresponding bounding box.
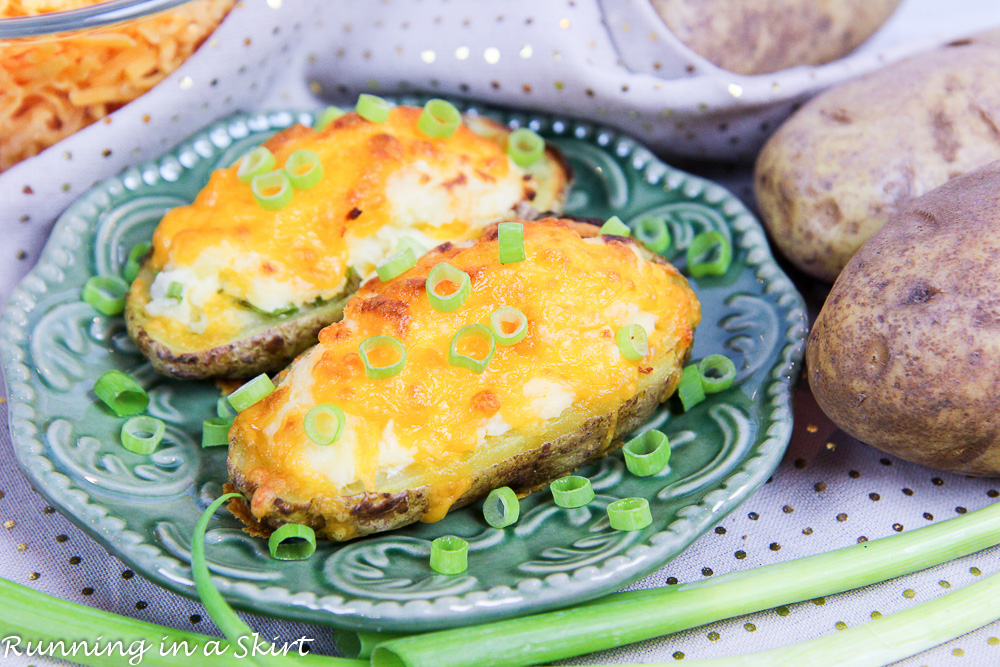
[2,1,1000,664]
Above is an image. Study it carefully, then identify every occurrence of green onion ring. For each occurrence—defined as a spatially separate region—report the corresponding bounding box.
[686,230,732,278]
[359,335,407,379]
[227,373,275,412]
[483,486,520,528]
[268,523,317,561]
[417,99,462,138]
[607,497,652,531]
[449,324,495,374]
[236,146,276,183]
[550,476,594,508]
[82,275,129,316]
[497,221,526,264]
[699,354,737,394]
[600,216,631,237]
[376,247,417,282]
[120,416,165,455]
[94,370,148,416]
[678,363,706,412]
[634,216,670,253]
[507,128,545,168]
[251,170,293,211]
[489,306,528,346]
[426,262,472,312]
[201,418,232,448]
[217,395,237,419]
[165,280,183,301]
[284,149,324,190]
[123,242,151,283]
[616,324,649,361]
[304,404,346,445]
[313,105,345,131]
[623,430,671,477]
[356,93,392,123]
[429,535,469,575]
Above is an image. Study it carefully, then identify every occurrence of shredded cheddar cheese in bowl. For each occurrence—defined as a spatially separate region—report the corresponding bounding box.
[0,0,235,172]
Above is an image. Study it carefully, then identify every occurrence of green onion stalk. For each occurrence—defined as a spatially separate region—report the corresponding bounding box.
[607,570,1000,667]
[371,499,1000,667]
[0,576,364,667]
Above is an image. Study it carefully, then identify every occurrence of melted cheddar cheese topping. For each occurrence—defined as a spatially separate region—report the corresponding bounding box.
[137,107,551,352]
[231,220,701,523]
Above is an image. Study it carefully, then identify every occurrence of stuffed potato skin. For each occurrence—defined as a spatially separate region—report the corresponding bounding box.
[126,107,570,379]
[227,219,700,541]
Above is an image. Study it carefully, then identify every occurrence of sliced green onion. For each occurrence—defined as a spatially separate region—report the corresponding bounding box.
[429,535,469,575]
[360,335,407,379]
[550,476,594,508]
[449,324,495,374]
[600,216,631,237]
[623,430,670,477]
[304,404,346,445]
[372,501,1000,667]
[217,395,238,419]
[94,370,148,416]
[313,105,345,131]
[483,486,520,528]
[356,93,392,123]
[268,523,317,561]
[333,629,407,660]
[123,241,151,283]
[82,275,129,316]
[241,300,299,318]
[120,416,165,455]
[426,262,471,312]
[236,146,276,183]
[497,221,526,264]
[678,364,705,412]
[251,170,293,211]
[201,418,232,448]
[227,373,274,412]
[607,497,652,531]
[634,216,670,253]
[376,247,417,282]
[165,280,183,301]
[698,354,736,394]
[418,99,462,138]
[686,230,732,278]
[285,149,324,190]
[507,128,545,168]
[489,307,528,346]
[616,324,649,361]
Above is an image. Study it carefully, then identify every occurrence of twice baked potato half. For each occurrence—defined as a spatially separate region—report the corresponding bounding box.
[226,219,701,541]
[125,105,570,379]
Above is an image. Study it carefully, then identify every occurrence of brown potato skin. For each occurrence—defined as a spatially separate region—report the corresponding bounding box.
[650,0,900,75]
[227,348,686,541]
[125,264,359,380]
[808,161,1000,476]
[755,34,1000,282]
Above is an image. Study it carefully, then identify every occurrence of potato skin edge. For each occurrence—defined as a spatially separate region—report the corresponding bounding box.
[226,356,685,542]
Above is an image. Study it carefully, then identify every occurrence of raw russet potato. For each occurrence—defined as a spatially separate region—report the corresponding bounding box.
[650,0,900,75]
[755,32,1000,282]
[808,161,1000,476]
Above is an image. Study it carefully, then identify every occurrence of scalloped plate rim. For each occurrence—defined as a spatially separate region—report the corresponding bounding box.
[0,101,807,631]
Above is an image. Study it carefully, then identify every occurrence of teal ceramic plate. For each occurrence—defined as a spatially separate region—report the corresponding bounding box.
[1,101,806,632]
